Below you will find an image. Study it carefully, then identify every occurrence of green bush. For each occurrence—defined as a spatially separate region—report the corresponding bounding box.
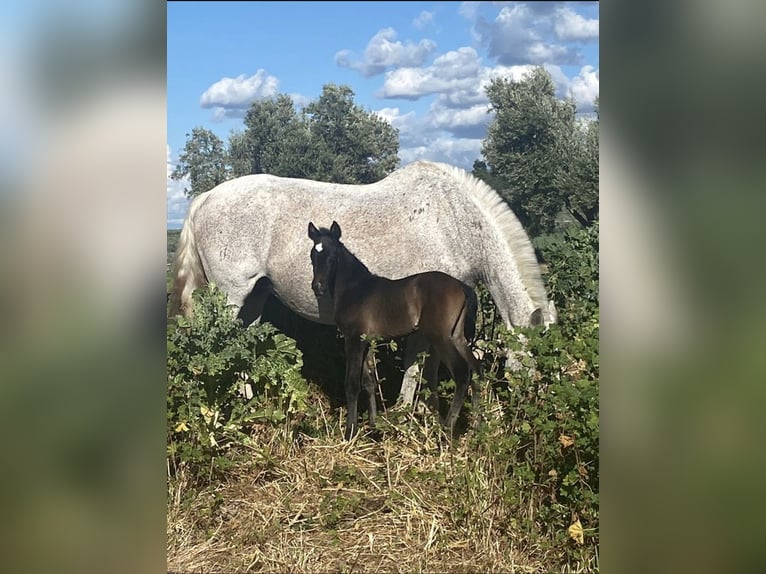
[167,284,308,479]
[473,222,599,558]
[544,222,599,329]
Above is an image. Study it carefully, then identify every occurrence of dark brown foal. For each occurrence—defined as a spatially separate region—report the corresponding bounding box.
[308,221,481,440]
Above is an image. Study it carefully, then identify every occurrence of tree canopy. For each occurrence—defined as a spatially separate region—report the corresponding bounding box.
[478,67,598,236]
[172,84,400,197]
[302,85,400,184]
[171,127,228,198]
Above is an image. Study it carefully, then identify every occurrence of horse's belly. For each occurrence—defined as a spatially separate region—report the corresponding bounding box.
[271,285,335,325]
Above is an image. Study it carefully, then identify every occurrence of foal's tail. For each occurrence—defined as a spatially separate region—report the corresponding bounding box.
[462,284,478,343]
[455,284,482,376]
[168,194,209,319]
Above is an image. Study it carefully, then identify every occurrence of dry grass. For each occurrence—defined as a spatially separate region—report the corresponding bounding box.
[167,395,597,574]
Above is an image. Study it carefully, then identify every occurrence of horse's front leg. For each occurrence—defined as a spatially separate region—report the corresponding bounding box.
[399,332,430,406]
[362,348,377,429]
[343,336,367,441]
[423,348,441,413]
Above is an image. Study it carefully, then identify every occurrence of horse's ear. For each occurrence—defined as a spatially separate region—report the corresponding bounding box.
[330,221,341,240]
[308,222,319,241]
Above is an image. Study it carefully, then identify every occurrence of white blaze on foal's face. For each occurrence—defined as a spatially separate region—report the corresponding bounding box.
[314,243,323,253]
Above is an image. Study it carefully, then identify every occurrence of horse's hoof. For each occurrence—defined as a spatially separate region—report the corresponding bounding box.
[367,428,383,442]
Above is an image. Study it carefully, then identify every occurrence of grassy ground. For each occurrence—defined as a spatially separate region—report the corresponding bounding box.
[167,386,597,574]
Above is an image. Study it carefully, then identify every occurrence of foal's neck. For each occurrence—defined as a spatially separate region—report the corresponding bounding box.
[335,243,373,296]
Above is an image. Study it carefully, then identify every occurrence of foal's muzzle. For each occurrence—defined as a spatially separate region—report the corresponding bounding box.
[312,281,326,296]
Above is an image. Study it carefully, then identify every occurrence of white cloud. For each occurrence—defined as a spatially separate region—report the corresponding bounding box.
[289,92,312,108]
[381,48,535,107]
[553,6,599,42]
[335,28,437,77]
[381,53,540,141]
[374,107,417,131]
[400,137,484,171]
[199,70,280,120]
[377,107,436,150]
[380,47,482,99]
[477,3,581,66]
[376,106,432,149]
[374,106,487,168]
[428,102,492,139]
[542,63,571,94]
[413,10,434,30]
[568,65,599,111]
[167,144,190,228]
[459,1,480,21]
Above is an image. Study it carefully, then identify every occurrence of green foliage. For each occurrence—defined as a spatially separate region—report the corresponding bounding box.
[543,221,599,340]
[480,67,598,235]
[167,229,181,264]
[167,284,308,479]
[304,84,400,184]
[472,221,599,558]
[167,229,181,290]
[229,94,311,178]
[171,127,229,197]
[561,113,599,227]
[226,84,399,185]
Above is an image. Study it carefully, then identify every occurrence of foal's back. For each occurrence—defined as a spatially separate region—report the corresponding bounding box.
[337,271,471,341]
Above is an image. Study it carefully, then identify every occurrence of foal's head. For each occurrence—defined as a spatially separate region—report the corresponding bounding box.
[307,221,342,297]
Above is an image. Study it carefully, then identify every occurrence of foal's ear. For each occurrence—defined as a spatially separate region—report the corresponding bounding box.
[330,221,342,240]
[308,222,320,241]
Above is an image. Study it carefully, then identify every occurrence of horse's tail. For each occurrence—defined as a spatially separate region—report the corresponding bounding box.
[168,193,209,319]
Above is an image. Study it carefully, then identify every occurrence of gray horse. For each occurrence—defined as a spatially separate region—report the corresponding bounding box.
[168,160,555,404]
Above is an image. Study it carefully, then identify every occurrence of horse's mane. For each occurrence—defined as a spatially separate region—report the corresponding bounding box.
[423,162,550,311]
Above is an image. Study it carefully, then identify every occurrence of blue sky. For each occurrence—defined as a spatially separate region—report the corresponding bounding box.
[167,1,599,227]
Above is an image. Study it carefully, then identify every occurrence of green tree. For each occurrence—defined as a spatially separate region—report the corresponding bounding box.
[171,127,229,198]
[226,129,254,179]
[481,67,597,236]
[304,84,400,184]
[561,98,599,227]
[178,85,399,189]
[471,159,504,191]
[228,94,311,178]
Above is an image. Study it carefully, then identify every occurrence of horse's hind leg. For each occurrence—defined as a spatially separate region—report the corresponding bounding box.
[453,338,483,420]
[238,276,274,327]
[423,349,441,412]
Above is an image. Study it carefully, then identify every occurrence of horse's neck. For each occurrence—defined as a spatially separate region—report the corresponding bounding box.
[479,232,536,328]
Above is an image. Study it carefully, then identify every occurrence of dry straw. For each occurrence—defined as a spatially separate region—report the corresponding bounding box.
[168,392,596,573]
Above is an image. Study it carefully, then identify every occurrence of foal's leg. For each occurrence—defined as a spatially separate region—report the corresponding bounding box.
[452,337,483,418]
[343,336,367,441]
[434,340,471,436]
